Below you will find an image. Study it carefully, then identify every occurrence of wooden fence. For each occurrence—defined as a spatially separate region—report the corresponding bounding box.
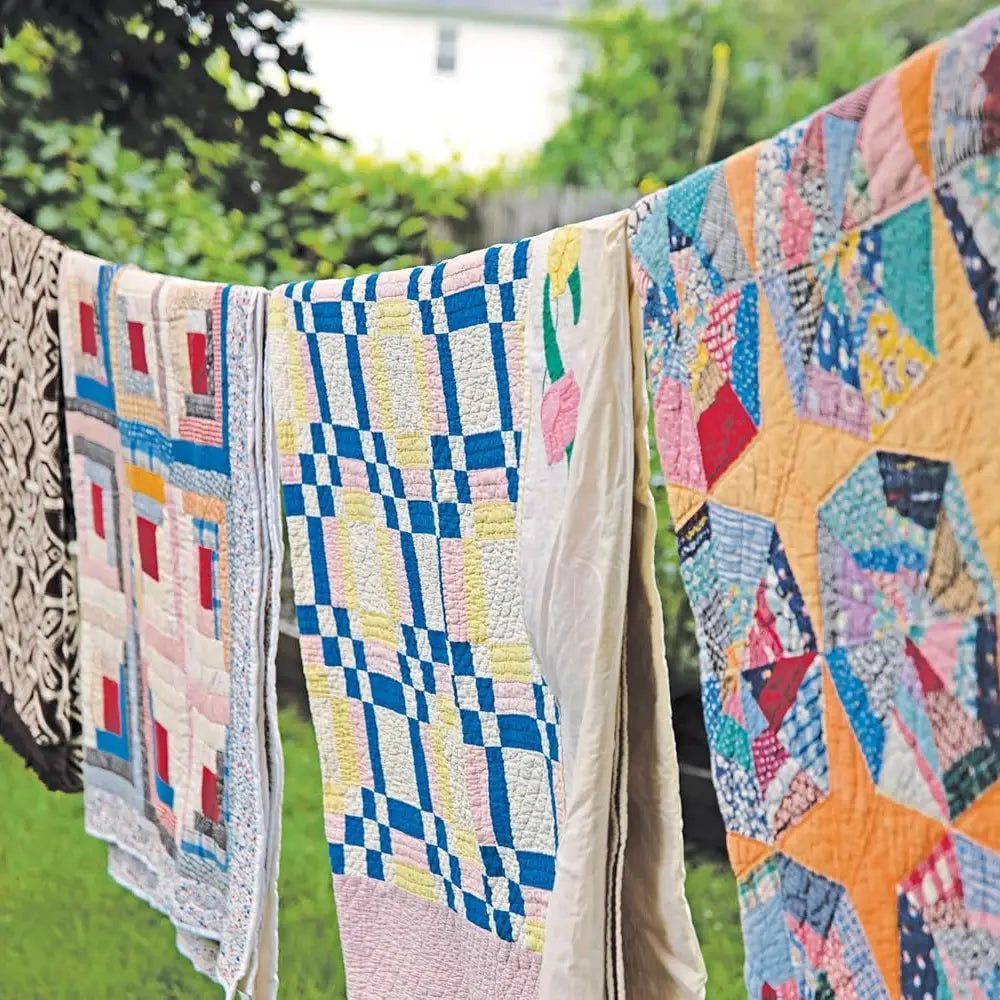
[463,185,637,246]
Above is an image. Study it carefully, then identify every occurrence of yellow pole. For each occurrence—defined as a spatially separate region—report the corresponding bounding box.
[697,41,731,167]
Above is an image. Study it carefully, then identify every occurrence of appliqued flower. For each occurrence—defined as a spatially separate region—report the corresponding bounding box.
[540,371,580,465]
[546,225,582,297]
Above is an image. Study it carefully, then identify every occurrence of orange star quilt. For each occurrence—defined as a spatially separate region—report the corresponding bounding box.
[629,11,1000,998]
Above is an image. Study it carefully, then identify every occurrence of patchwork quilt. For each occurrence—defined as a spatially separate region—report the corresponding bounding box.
[0,208,80,791]
[59,253,283,998]
[629,11,1000,998]
[270,247,565,998]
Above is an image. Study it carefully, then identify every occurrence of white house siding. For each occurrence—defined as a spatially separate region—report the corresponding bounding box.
[292,4,579,170]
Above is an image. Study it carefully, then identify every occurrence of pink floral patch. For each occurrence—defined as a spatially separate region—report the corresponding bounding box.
[654,377,706,492]
[779,183,815,268]
[541,371,580,465]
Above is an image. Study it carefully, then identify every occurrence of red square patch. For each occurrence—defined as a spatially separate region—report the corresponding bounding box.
[201,767,220,823]
[154,720,169,784]
[187,331,209,395]
[127,320,149,374]
[102,676,121,735]
[79,302,97,356]
[137,516,159,581]
[198,545,214,610]
[91,482,105,539]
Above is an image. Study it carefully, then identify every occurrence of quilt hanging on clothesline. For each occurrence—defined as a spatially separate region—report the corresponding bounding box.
[630,9,1000,998]
[270,243,568,1000]
[59,253,283,999]
[269,218,704,998]
[0,207,80,792]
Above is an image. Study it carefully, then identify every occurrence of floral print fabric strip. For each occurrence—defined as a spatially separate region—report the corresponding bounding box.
[539,225,583,465]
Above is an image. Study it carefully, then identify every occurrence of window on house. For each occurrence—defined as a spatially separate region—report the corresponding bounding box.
[436,24,457,73]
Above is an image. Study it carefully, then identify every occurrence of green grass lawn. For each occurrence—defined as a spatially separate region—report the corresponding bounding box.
[0,710,743,998]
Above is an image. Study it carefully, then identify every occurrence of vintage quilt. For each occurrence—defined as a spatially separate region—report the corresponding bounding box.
[629,10,1000,998]
[59,252,283,998]
[0,208,80,791]
[519,214,705,998]
[270,246,566,999]
[271,223,705,998]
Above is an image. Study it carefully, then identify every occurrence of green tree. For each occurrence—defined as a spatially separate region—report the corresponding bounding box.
[534,2,760,190]
[0,24,479,286]
[0,0,332,212]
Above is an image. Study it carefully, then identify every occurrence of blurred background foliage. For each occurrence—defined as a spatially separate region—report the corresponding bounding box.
[0,0,331,204]
[0,18,481,284]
